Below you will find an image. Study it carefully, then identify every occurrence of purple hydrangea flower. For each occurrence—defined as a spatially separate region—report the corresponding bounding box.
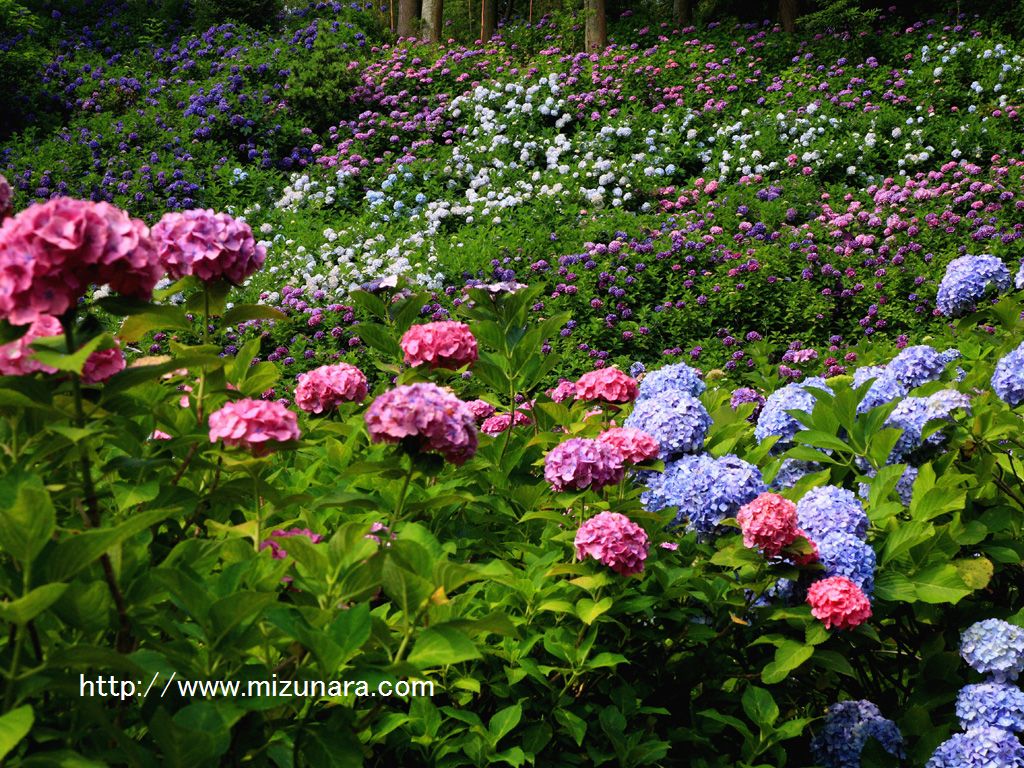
[961,619,1024,682]
[927,727,1024,768]
[957,683,1024,733]
[544,438,625,492]
[936,255,1011,317]
[811,700,905,768]
[796,486,868,541]
[730,387,765,421]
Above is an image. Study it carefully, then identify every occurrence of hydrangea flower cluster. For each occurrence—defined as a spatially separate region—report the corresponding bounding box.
[575,367,638,404]
[887,345,955,389]
[816,532,877,594]
[364,383,478,464]
[544,438,625,492]
[294,363,369,413]
[935,254,1011,317]
[634,362,705,401]
[81,346,126,384]
[0,198,162,326]
[0,315,62,376]
[208,398,301,457]
[993,342,1024,408]
[754,378,833,449]
[729,387,765,422]
[811,699,904,768]
[261,528,325,560]
[0,174,12,222]
[930,620,1024,766]
[400,321,478,370]
[736,493,799,557]
[796,486,869,541]
[480,410,531,435]
[547,379,577,403]
[465,399,497,422]
[574,511,649,576]
[624,391,710,459]
[885,390,971,463]
[644,453,766,537]
[806,575,873,630]
[597,427,659,465]
[151,208,265,284]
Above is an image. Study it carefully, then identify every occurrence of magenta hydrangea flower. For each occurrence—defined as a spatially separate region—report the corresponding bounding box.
[208,398,301,456]
[597,427,660,464]
[294,363,368,413]
[0,315,61,375]
[575,367,639,404]
[81,346,126,384]
[736,493,800,557]
[547,379,577,403]
[807,576,873,630]
[0,198,162,326]
[364,383,478,464]
[400,321,478,369]
[544,437,624,492]
[0,174,12,222]
[465,399,496,422]
[575,511,649,576]
[261,527,325,560]
[151,208,266,284]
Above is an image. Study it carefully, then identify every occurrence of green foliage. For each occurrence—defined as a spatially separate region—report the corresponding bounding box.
[190,0,284,29]
[286,29,367,134]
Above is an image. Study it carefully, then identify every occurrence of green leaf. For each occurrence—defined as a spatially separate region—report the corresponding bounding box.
[0,706,33,762]
[349,290,389,321]
[355,322,401,359]
[489,704,522,744]
[873,571,918,603]
[956,557,994,590]
[576,596,614,625]
[880,521,934,565]
[30,333,113,375]
[793,430,852,454]
[407,625,482,668]
[742,686,779,728]
[0,583,69,624]
[554,710,588,747]
[761,641,814,684]
[221,304,287,326]
[912,564,972,604]
[0,472,55,563]
[116,307,190,342]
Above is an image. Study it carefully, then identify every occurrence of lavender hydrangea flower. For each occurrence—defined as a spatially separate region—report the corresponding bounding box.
[857,372,907,413]
[926,727,1024,767]
[641,453,713,516]
[993,342,1024,408]
[770,459,820,490]
[957,683,1024,733]
[755,377,833,448]
[936,255,1011,317]
[624,391,711,459]
[887,345,953,389]
[961,619,1024,682]
[885,397,931,463]
[796,486,868,541]
[635,361,706,400]
[1017,261,1024,291]
[811,700,905,768]
[730,387,765,422]
[853,366,887,387]
[817,532,877,594]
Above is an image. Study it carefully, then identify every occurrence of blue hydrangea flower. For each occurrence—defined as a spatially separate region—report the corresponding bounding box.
[957,683,1024,733]
[885,397,931,463]
[643,454,765,536]
[755,377,833,448]
[857,465,917,507]
[887,345,951,389]
[635,362,705,400]
[853,366,887,387]
[770,459,820,490]
[629,361,646,378]
[936,254,1011,317]
[993,342,1024,408]
[624,391,711,459]
[940,348,963,366]
[961,619,1024,682]
[817,532,877,594]
[1017,260,1024,291]
[796,485,868,541]
[927,726,1024,767]
[811,700,905,768]
[857,371,908,414]
[925,390,972,444]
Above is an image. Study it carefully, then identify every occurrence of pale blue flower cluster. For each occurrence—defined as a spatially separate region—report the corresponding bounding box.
[962,619,1024,682]
[817,532,877,594]
[993,342,1024,408]
[796,485,869,540]
[754,377,833,448]
[624,391,711,459]
[936,254,1011,317]
[957,683,1024,732]
[634,361,706,401]
[769,458,820,490]
[811,700,904,768]
[927,727,1024,767]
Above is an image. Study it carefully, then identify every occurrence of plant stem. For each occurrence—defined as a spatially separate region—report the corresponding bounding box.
[254,470,264,552]
[60,313,132,652]
[3,561,30,712]
[392,462,414,526]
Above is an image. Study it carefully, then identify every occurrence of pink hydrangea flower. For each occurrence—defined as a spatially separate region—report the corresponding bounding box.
[400,321,478,369]
[364,383,478,464]
[806,575,873,630]
[736,493,800,557]
[547,379,577,403]
[575,368,639,403]
[208,398,301,456]
[81,346,126,384]
[0,174,12,222]
[261,529,325,582]
[481,413,513,435]
[466,399,497,422]
[788,528,819,566]
[597,427,660,464]
[575,511,649,576]
[0,315,61,375]
[149,430,173,441]
[151,208,266,284]
[365,522,396,546]
[0,198,162,325]
[294,363,368,413]
[544,437,625,492]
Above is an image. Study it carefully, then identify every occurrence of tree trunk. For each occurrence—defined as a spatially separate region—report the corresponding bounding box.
[479,0,497,42]
[673,0,691,26]
[779,0,798,32]
[397,0,420,37]
[421,0,443,41]
[584,0,606,51]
